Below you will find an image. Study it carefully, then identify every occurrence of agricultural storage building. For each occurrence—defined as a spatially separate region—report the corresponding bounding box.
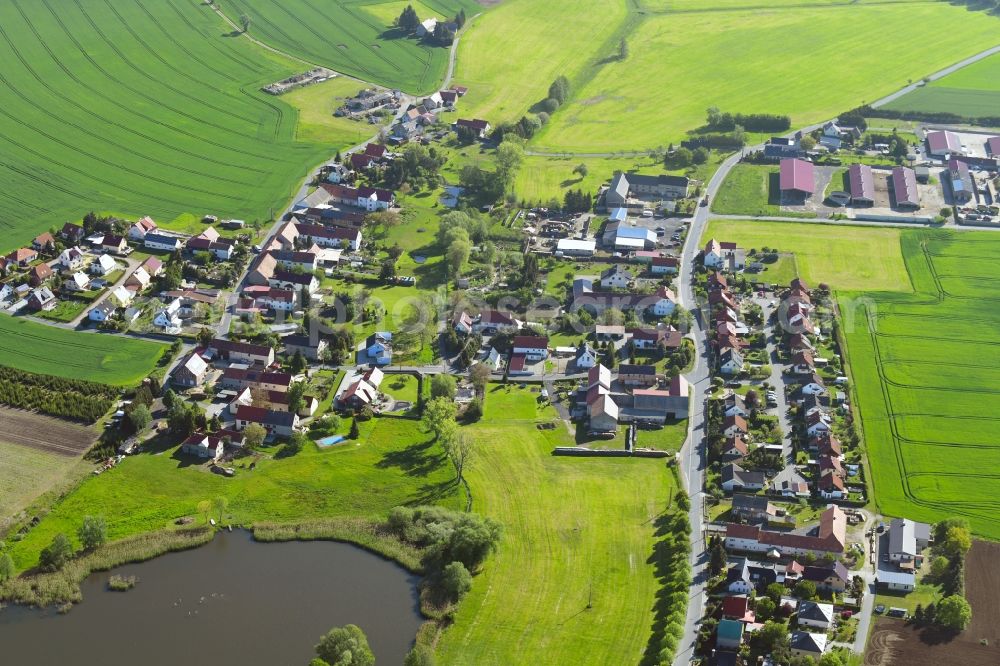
[848,163,874,206]
[925,130,962,158]
[890,167,920,209]
[779,158,815,198]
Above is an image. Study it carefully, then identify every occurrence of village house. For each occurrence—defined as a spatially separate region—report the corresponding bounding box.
[187,228,236,260]
[719,347,744,375]
[27,287,57,311]
[338,368,384,410]
[731,494,779,523]
[721,436,749,462]
[61,222,86,244]
[209,338,275,366]
[144,233,183,252]
[618,364,657,387]
[127,216,158,241]
[650,256,678,274]
[234,405,299,438]
[512,335,549,361]
[180,432,226,460]
[221,367,293,394]
[473,310,520,334]
[798,602,835,632]
[721,595,756,624]
[88,303,116,323]
[139,256,163,277]
[703,239,743,270]
[241,286,295,313]
[173,352,208,388]
[153,298,182,332]
[627,326,683,352]
[366,331,393,365]
[887,518,931,567]
[294,223,362,251]
[124,266,151,292]
[715,619,744,651]
[801,561,850,593]
[455,118,490,138]
[100,234,128,255]
[28,263,53,286]
[282,334,328,361]
[771,465,811,498]
[790,631,827,660]
[67,272,90,292]
[269,269,318,294]
[575,344,598,369]
[32,232,55,253]
[599,265,632,289]
[269,250,318,273]
[90,253,117,276]
[7,247,38,267]
[453,311,473,335]
[57,247,84,270]
[650,286,677,317]
[721,463,766,493]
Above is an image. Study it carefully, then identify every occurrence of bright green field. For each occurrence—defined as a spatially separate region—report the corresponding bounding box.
[453,0,628,126]
[0,0,331,253]
[437,385,680,665]
[7,416,463,570]
[217,0,478,94]
[702,220,909,292]
[282,76,376,145]
[532,3,1000,151]
[652,0,918,8]
[841,231,1000,540]
[0,315,166,385]
[882,52,1000,117]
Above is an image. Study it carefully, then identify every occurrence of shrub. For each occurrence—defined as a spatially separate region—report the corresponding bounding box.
[39,533,74,572]
[440,561,473,603]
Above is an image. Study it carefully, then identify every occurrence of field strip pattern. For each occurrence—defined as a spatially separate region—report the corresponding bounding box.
[844,231,1000,537]
[0,0,328,251]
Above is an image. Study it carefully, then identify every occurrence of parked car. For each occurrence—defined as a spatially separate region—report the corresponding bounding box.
[874,604,885,615]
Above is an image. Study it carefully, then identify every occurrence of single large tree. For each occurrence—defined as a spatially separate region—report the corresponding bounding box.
[936,595,972,630]
[39,533,74,571]
[314,624,375,666]
[424,397,457,441]
[0,553,15,582]
[244,423,267,450]
[78,515,108,551]
[431,373,457,400]
[444,430,477,485]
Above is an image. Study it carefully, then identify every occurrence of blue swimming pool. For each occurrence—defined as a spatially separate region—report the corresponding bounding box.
[316,435,347,447]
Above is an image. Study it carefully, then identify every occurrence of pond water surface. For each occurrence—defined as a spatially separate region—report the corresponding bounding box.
[0,530,422,665]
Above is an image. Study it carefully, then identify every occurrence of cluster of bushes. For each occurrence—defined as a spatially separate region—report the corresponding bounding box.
[387,505,502,606]
[681,130,746,151]
[706,107,791,133]
[0,366,118,423]
[562,189,593,213]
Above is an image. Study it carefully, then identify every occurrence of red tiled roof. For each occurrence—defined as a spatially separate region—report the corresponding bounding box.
[513,335,548,349]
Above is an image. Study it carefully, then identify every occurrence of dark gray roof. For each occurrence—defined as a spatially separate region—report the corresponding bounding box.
[625,172,690,188]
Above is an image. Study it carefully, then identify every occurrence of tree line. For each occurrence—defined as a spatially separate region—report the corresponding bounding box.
[844,104,1000,131]
[705,107,791,133]
[0,366,118,423]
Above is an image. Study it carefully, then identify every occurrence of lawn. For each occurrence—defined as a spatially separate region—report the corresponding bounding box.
[0,315,166,385]
[6,415,463,570]
[840,230,1000,539]
[281,76,375,146]
[702,220,909,291]
[453,0,629,126]
[710,164,783,217]
[882,52,1000,118]
[0,0,330,254]
[532,3,1000,152]
[0,441,89,527]
[216,0,478,94]
[514,152,723,205]
[436,384,679,664]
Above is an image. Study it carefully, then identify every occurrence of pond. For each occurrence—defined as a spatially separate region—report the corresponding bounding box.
[0,531,423,665]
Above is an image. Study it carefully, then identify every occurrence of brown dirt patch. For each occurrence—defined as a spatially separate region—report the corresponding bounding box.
[865,540,1000,665]
[0,406,97,456]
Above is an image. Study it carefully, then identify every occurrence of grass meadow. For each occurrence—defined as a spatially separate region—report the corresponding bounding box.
[0,0,332,254]
[702,220,909,291]
[841,231,1000,539]
[436,385,682,665]
[216,0,478,94]
[0,442,88,527]
[531,3,1000,152]
[882,52,1000,118]
[6,416,463,570]
[282,76,376,145]
[0,315,166,385]
[453,0,629,126]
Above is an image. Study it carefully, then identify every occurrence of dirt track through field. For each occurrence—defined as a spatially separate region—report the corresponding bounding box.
[0,407,96,457]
